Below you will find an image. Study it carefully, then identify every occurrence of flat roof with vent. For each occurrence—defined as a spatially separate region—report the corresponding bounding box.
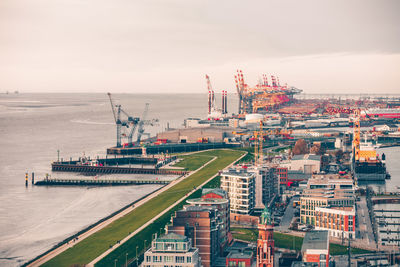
[301,230,329,252]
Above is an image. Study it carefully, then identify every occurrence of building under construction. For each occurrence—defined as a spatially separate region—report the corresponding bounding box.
[235,70,302,114]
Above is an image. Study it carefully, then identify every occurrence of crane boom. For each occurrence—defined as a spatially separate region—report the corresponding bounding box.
[107,92,117,123]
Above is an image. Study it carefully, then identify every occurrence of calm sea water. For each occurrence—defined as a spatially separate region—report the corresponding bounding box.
[0,93,226,266]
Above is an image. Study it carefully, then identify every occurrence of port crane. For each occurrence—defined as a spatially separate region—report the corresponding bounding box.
[107,93,157,148]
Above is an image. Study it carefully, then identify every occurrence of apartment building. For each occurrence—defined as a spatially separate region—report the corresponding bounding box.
[300,174,355,225]
[221,168,255,215]
[315,206,356,239]
[141,233,201,267]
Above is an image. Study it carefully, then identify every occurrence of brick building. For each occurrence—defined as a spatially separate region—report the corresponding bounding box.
[186,188,230,253]
[257,207,274,267]
[166,205,220,267]
[301,231,330,267]
[226,250,254,267]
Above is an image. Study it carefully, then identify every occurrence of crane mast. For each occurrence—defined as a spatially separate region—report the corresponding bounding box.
[136,103,149,143]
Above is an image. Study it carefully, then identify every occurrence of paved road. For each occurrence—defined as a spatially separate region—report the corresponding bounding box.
[276,198,295,232]
[356,196,376,248]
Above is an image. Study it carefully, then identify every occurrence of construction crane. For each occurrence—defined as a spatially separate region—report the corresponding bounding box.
[108,92,133,148]
[235,70,247,115]
[254,121,265,166]
[206,74,215,115]
[107,93,157,148]
[136,103,149,143]
[352,109,361,161]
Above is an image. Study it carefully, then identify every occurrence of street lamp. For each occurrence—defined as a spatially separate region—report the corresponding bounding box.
[144,240,147,251]
[114,259,118,267]
[126,253,128,267]
[136,246,139,267]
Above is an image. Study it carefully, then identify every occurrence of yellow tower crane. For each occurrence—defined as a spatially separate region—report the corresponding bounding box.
[352,109,361,161]
[254,121,264,166]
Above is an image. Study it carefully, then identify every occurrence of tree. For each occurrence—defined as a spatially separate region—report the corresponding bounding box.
[310,143,321,154]
[292,139,308,155]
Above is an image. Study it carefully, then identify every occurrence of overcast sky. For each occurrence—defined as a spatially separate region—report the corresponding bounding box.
[0,0,399,94]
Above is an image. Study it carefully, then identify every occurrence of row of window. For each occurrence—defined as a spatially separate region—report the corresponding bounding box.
[153,242,188,251]
[227,261,246,267]
[146,255,192,263]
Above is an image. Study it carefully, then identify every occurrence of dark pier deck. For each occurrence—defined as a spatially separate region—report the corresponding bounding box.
[35,178,170,186]
[372,196,400,204]
[56,156,158,166]
[375,209,400,213]
[51,163,187,175]
[107,142,240,155]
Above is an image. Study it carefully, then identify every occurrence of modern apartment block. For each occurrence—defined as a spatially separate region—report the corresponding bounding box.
[166,205,220,267]
[300,174,355,225]
[141,233,201,267]
[221,168,255,215]
[315,206,356,239]
[259,167,279,206]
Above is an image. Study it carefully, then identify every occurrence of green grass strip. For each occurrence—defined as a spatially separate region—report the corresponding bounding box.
[95,176,223,267]
[231,228,373,256]
[172,154,214,171]
[42,149,244,267]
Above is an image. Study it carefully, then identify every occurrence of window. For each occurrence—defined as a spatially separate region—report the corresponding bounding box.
[228,261,237,266]
[146,256,151,262]
[164,256,173,263]
[153,256,162,262]
[238,262,245,267]
[175,256,185,263]
[187,256,191,263]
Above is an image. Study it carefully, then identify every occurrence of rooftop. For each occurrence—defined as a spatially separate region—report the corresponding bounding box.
[187,197,229,205]
[292,154,321,161]
[184,205,215,212]
[222,168,255,177]
[291,262,319,267]
[202,188,228,198]
[156,233,188,243]
[227,250,253,259]
[301,230,329,252]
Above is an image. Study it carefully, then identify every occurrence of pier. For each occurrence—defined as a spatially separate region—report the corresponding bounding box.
[107,142,240,155]
[376,215,400,219]
[54,155,158,166]
[371,195,400,204]
[35,178,170,186]
[51,163,187,175]
[375,209,400,213]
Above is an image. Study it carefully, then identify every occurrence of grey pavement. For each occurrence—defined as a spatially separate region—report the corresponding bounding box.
[356,196,376,248]
[276,197,295,232]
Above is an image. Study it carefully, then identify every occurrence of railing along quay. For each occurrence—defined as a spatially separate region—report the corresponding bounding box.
[35,178,170,186]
